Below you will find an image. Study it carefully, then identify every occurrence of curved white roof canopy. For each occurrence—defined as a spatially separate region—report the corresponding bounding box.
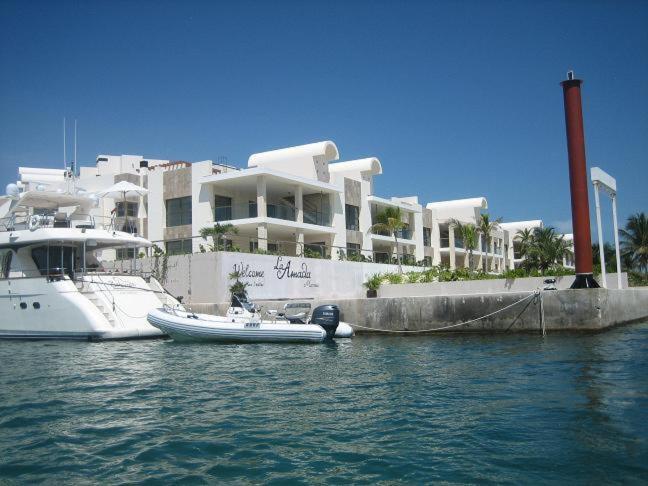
[426,197,488,211]
[329,157,383,176]
[247,141,339,183]
[248,141,339,168]
[500,220,543,232]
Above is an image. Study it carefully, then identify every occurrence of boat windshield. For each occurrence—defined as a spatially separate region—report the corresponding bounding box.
[231,294,256,312]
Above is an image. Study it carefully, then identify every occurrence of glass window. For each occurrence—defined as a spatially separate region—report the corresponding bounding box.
[345,204,360,231]
[116,248,136,260]
[0,250,12,278]
[346,243,360,257]
[214,195,232,221]
[374,252,390,264]
[423,227,432,247]
[31,245,75,277]
[116,201,138,217]
[166,239,193,255]
[166,197,192,227]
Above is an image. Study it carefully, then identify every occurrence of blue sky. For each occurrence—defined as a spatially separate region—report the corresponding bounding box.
[1,0,646,242]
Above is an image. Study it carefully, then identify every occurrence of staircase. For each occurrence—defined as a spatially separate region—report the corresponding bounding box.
[75,280,116,326]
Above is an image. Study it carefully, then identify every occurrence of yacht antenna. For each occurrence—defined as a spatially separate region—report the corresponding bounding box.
[74,119,77,176]
[63,117,66,170]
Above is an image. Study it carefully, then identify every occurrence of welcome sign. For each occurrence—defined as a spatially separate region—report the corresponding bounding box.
[233,256,320,292]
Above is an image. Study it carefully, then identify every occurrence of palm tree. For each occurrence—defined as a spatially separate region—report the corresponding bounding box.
[200,223,238,251]
[620,212,648,274]
[477,213,502,272]
[369,207,407,274]
[450,219,478,270]
[592,242,616,273]
[527,227,570,274]
[515,228,534,256]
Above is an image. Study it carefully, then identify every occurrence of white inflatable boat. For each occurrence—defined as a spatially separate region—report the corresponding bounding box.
[222,299,354,339]
[148,299,352,343]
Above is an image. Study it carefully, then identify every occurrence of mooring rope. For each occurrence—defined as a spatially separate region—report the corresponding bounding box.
[350,289,542,333]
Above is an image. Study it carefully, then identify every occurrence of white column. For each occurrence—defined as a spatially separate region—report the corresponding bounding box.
[593,182,607,288]
[612,193,622,289]
[431,218,441,266]
[448,224,456,270]
[257,176,267,251]
[295,185,303,223]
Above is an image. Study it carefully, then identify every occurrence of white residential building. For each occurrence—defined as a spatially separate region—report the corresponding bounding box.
[4,140,560,273]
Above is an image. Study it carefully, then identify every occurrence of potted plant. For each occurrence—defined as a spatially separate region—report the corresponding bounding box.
[363,274,382,298]
[228,270,249,300]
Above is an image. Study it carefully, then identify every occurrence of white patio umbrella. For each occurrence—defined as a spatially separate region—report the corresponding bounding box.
[96,180,148,200]
[96,181,148,232]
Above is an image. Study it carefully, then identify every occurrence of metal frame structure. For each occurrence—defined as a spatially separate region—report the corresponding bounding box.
[591,167,622,289]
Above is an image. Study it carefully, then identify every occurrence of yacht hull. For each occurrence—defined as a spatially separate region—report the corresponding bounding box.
[0,275,167,340]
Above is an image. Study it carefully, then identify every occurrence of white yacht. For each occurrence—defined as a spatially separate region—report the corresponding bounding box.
[0,178,178,340]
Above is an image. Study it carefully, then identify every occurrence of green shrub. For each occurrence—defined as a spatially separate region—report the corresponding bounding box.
[385,273,404,284]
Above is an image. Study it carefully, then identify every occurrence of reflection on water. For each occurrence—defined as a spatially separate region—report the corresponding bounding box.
[1,323,647,483]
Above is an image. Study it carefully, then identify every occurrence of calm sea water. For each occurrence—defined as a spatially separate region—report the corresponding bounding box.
[1,324,647,484]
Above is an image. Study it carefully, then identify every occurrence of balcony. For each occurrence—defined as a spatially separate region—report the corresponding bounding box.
[372,228,413,240]
[215,204,331,226]
[440,236,464,249]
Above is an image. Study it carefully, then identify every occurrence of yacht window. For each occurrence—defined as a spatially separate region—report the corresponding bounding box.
[31,245,75,278]
[166,197,192,227]
[0,250,12,278]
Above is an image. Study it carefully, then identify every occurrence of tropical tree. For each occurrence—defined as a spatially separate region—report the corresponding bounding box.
[526,227,571,274]
[200,223,239,251]
[620,212,648,274]
[369,207,407,274]
[515,228,534,255]
[450,219,478,271]
[592,242,617,273]
[477,213,502,272]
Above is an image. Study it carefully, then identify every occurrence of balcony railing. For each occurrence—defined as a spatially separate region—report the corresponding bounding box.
[372,228,413,240]
[214,204,331,226]
[267,204,295,221]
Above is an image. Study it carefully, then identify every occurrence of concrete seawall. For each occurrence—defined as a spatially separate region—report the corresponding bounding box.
[192,288,648,334]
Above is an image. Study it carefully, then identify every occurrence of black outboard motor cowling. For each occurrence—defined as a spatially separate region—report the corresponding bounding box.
[310,305,340,339]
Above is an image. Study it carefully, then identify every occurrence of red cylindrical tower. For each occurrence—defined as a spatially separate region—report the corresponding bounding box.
[561,71,599,288]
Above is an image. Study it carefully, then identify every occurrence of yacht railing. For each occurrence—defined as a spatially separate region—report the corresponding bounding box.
[0,213,140,235]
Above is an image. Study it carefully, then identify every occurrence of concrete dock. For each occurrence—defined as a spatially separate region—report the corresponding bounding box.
[193,288,648,334]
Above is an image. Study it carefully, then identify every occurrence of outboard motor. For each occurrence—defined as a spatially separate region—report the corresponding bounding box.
[310,305,340,339]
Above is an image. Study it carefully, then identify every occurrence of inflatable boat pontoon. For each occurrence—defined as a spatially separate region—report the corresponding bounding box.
[148,302,346,343]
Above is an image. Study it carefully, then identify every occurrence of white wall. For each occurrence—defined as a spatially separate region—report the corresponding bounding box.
[192,161,216,252]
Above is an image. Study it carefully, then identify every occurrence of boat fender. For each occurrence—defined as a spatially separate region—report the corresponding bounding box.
[310,305,340,339]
